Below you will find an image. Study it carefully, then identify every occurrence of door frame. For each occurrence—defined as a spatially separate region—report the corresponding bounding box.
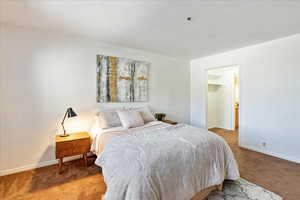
[203,64,240,133]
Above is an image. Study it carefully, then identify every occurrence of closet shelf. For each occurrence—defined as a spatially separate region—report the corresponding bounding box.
[208,80,224,86]
[207,74,222,79]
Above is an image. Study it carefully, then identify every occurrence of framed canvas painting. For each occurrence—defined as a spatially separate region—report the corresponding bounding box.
[96,55,150,102]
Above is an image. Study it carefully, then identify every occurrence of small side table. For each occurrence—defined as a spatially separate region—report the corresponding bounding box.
[55,132,90,174]
[161,119,178,125]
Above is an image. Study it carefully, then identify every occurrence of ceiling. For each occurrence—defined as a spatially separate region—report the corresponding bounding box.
[1,0,300,59]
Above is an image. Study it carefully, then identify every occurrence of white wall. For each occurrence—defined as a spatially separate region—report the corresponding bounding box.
[191,34,300,164]
[0,24,190,175]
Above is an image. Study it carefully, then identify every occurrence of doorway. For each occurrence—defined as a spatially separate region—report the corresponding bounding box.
[206,66,239,138]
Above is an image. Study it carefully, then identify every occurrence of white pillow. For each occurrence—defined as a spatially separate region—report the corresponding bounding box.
[97,109,122,129]
[131,106,156,123]
[117,110,145,129]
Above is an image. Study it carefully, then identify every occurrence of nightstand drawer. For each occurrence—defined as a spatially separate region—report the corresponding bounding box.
[72,146,90,155]
[72,138,90,147]
[55,146,90,158]
[56,149,73,158]
[56,141,74,150]
[56,139,90,150]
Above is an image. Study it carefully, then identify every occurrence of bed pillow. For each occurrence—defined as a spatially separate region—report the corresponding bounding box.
[117,110,145,129]
[98,110,122,129]
[132,106,156,123]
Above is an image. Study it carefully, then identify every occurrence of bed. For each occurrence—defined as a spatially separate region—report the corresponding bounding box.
[91,119,240,200]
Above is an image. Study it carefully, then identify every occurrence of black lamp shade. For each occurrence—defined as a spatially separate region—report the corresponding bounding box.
[67,107,77,118]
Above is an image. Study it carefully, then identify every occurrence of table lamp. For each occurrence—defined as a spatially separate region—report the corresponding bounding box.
[60,107,77,137]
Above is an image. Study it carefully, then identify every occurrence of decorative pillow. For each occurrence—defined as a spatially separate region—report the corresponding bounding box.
[98,110,122,129]
[101,126,127,133]
[132,106,156,123]
[117,110,145,129]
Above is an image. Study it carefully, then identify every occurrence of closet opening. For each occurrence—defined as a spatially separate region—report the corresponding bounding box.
[206,66,240,141]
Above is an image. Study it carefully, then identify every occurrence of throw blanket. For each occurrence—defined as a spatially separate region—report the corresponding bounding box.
[95,124,240,200]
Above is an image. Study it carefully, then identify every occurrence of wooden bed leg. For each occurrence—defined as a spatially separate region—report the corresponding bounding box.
[217,183,223,191]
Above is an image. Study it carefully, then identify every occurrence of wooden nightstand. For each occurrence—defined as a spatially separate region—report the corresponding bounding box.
[55,132,90,174]
[161,119,178,125]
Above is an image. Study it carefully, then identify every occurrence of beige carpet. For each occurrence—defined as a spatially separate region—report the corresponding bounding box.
[0,158,105,200]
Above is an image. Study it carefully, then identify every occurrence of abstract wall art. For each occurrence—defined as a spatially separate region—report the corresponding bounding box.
[96,55,150,102]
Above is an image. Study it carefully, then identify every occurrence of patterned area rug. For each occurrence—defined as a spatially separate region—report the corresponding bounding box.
[208,178,282,200]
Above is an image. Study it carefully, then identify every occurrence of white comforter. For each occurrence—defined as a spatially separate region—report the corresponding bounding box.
[95,123,239,200]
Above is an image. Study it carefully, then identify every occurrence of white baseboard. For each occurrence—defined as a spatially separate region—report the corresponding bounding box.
[0,155,81,176]
[240,144,300,164]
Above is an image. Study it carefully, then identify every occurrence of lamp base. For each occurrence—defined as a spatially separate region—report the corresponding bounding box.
[59,134,70,137]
